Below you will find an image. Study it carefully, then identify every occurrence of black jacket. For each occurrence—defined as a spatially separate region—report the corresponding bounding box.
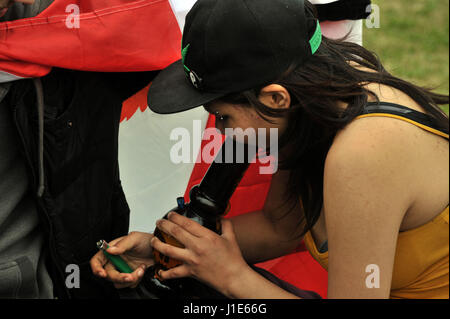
[6,68,157,298]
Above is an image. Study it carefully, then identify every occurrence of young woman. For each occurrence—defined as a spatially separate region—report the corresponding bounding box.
[90,0,449,299]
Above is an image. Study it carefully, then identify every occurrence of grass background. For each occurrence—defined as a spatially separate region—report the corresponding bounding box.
[363,0,449,114]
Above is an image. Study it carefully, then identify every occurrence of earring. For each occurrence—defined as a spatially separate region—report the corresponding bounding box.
[214,111,225,121]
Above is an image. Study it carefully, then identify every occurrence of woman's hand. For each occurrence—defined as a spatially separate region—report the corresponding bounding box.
[90,232,155,289]
[150,212,251,296]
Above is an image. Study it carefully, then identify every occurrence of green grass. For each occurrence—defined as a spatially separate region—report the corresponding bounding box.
[363,0,449,114]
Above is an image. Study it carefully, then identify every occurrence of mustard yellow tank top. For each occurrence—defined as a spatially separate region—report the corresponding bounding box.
[304,102,449,299]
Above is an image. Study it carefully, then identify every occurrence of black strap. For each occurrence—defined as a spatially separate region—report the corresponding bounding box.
[362,102,449,136]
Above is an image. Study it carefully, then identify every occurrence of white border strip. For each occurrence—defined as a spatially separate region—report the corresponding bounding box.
[168,0,198,32]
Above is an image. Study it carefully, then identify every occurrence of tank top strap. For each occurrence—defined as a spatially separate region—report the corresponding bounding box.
[357,102,449,140]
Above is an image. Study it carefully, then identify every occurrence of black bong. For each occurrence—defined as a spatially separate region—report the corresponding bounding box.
[141,138,251,299]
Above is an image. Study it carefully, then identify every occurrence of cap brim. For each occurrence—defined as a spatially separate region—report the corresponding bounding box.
[148,60,225,114]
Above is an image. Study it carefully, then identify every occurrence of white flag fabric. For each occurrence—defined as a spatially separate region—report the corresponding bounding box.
[120,0,206,232]
[168,0,198,31]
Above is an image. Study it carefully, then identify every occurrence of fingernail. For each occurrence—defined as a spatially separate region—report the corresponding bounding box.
[137,269,144,277]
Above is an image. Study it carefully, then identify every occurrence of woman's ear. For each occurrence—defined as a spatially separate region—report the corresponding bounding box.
[258,84,291,110]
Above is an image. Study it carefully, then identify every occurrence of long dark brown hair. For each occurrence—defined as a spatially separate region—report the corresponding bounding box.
[214,1,449,238]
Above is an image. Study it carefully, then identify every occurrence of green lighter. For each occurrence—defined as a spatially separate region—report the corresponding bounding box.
[96,239,134,274]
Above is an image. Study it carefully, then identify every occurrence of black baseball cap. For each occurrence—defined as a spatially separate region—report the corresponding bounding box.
[148,0,322,114]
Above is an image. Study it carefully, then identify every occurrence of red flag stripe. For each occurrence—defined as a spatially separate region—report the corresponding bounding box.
[0,0,182,79]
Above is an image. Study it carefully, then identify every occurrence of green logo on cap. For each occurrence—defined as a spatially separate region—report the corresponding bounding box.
[182,43,191,73]
[309,20,322,55]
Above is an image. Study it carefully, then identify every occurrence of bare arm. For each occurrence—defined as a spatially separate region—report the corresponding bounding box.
[324,117,418,298]
[230,169,305,264]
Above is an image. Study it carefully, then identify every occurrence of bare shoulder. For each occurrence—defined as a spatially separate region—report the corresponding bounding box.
[322,106,420,250]
[328,110,419,172]
[325,85,430,207]
[364,82,429,113]
[329,82,442,165]
[325,82,448,222]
